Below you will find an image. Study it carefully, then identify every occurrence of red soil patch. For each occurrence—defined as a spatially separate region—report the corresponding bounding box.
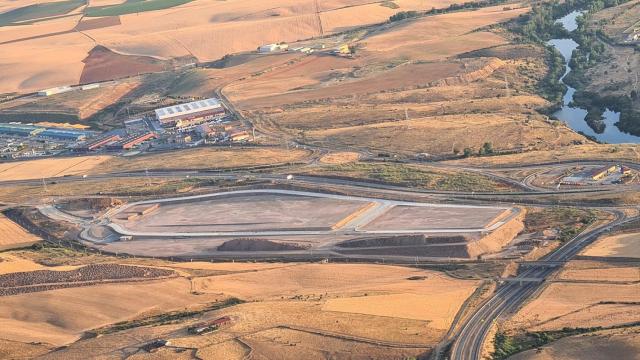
[79,45,167,84]
[75,16,121,32]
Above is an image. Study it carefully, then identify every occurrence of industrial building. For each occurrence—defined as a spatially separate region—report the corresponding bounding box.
[154,98,225,130]
[107,132,157,150]
[587,165,618,181]
[0,123,91,141]
[0,124,45,137]
[78,134,121,151]
[561,164,626,185]
[38,128,90,141]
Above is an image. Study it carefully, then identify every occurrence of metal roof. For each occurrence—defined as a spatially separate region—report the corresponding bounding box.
[154,98,222,121]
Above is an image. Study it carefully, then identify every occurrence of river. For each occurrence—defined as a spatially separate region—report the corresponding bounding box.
[548,10,640,143]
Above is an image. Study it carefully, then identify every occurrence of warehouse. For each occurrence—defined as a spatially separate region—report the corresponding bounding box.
[154,98,225,130]
[38,128,90,141]
[107,132,157,150]
[78,134,121,151]
[0,124,44,137]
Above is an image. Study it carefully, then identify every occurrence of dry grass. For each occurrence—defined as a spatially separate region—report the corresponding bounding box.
[558,261,640,282]
[318,151,360,164]
[0,277,223,346]
[509,327,640,360]
[445,144,640,166]
[0,214,41,249]
[0,156,111,181]
[508,281,640,331]
[582,232,640,258]
[101,147,310,172]
[0,253,478,359]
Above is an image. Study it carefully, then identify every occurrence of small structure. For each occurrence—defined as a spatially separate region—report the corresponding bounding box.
[258,43,288,53]
[587,165,618,181]
[229,130,251,142]
[80,83,100,91]
[38,86,73,97]
[187,316,232,335]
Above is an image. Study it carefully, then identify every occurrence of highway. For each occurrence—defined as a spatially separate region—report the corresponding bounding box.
[448,208,634,360]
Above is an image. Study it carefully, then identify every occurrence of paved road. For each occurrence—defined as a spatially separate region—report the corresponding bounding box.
[448,209,633,360]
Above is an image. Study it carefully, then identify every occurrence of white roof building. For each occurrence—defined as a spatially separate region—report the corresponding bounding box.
[154,98,223,124]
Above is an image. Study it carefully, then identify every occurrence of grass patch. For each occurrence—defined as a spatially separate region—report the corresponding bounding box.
[380,1,400,9]
[524,207,599,241]
[492,323,640,359]
[307,162,512,192]
[85,0,194,17]
[0,0,86,26]
[91,297,244,335]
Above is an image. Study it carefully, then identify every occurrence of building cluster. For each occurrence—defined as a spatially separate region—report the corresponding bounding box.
[257,43,289,53]
[561,164,634,185]
[0,123,94,141]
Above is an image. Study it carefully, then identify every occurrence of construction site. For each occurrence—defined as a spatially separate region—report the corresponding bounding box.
[58,189,526,260]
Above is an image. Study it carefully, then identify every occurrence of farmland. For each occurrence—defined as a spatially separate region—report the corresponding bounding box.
[0,155,111,181]
[0,214,41,250]
[0,248,480,359]
[84,0,195,17]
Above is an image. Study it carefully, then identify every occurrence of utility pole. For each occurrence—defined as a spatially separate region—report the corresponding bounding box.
[504,73,510,98]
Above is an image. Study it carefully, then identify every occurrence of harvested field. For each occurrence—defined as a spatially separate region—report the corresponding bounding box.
[101,147,310,172]
[558,263,640,282]
[323,291,473,329]
[75,16,121,31]
[0,339,51,360]
[318,151,360,164]
[0,277,221,345]
[509,282,640,331]
[80,45,169,84]
[0,214,41,250]
[0,155,111,181]
[582,232,640,258]
[241,327,427,359]
[194,262,477,302]
[510,327,640,360]
[0,263,175,296]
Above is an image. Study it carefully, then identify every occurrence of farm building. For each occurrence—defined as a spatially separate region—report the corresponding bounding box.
[154,98,225,130]
[187,316,232,335]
